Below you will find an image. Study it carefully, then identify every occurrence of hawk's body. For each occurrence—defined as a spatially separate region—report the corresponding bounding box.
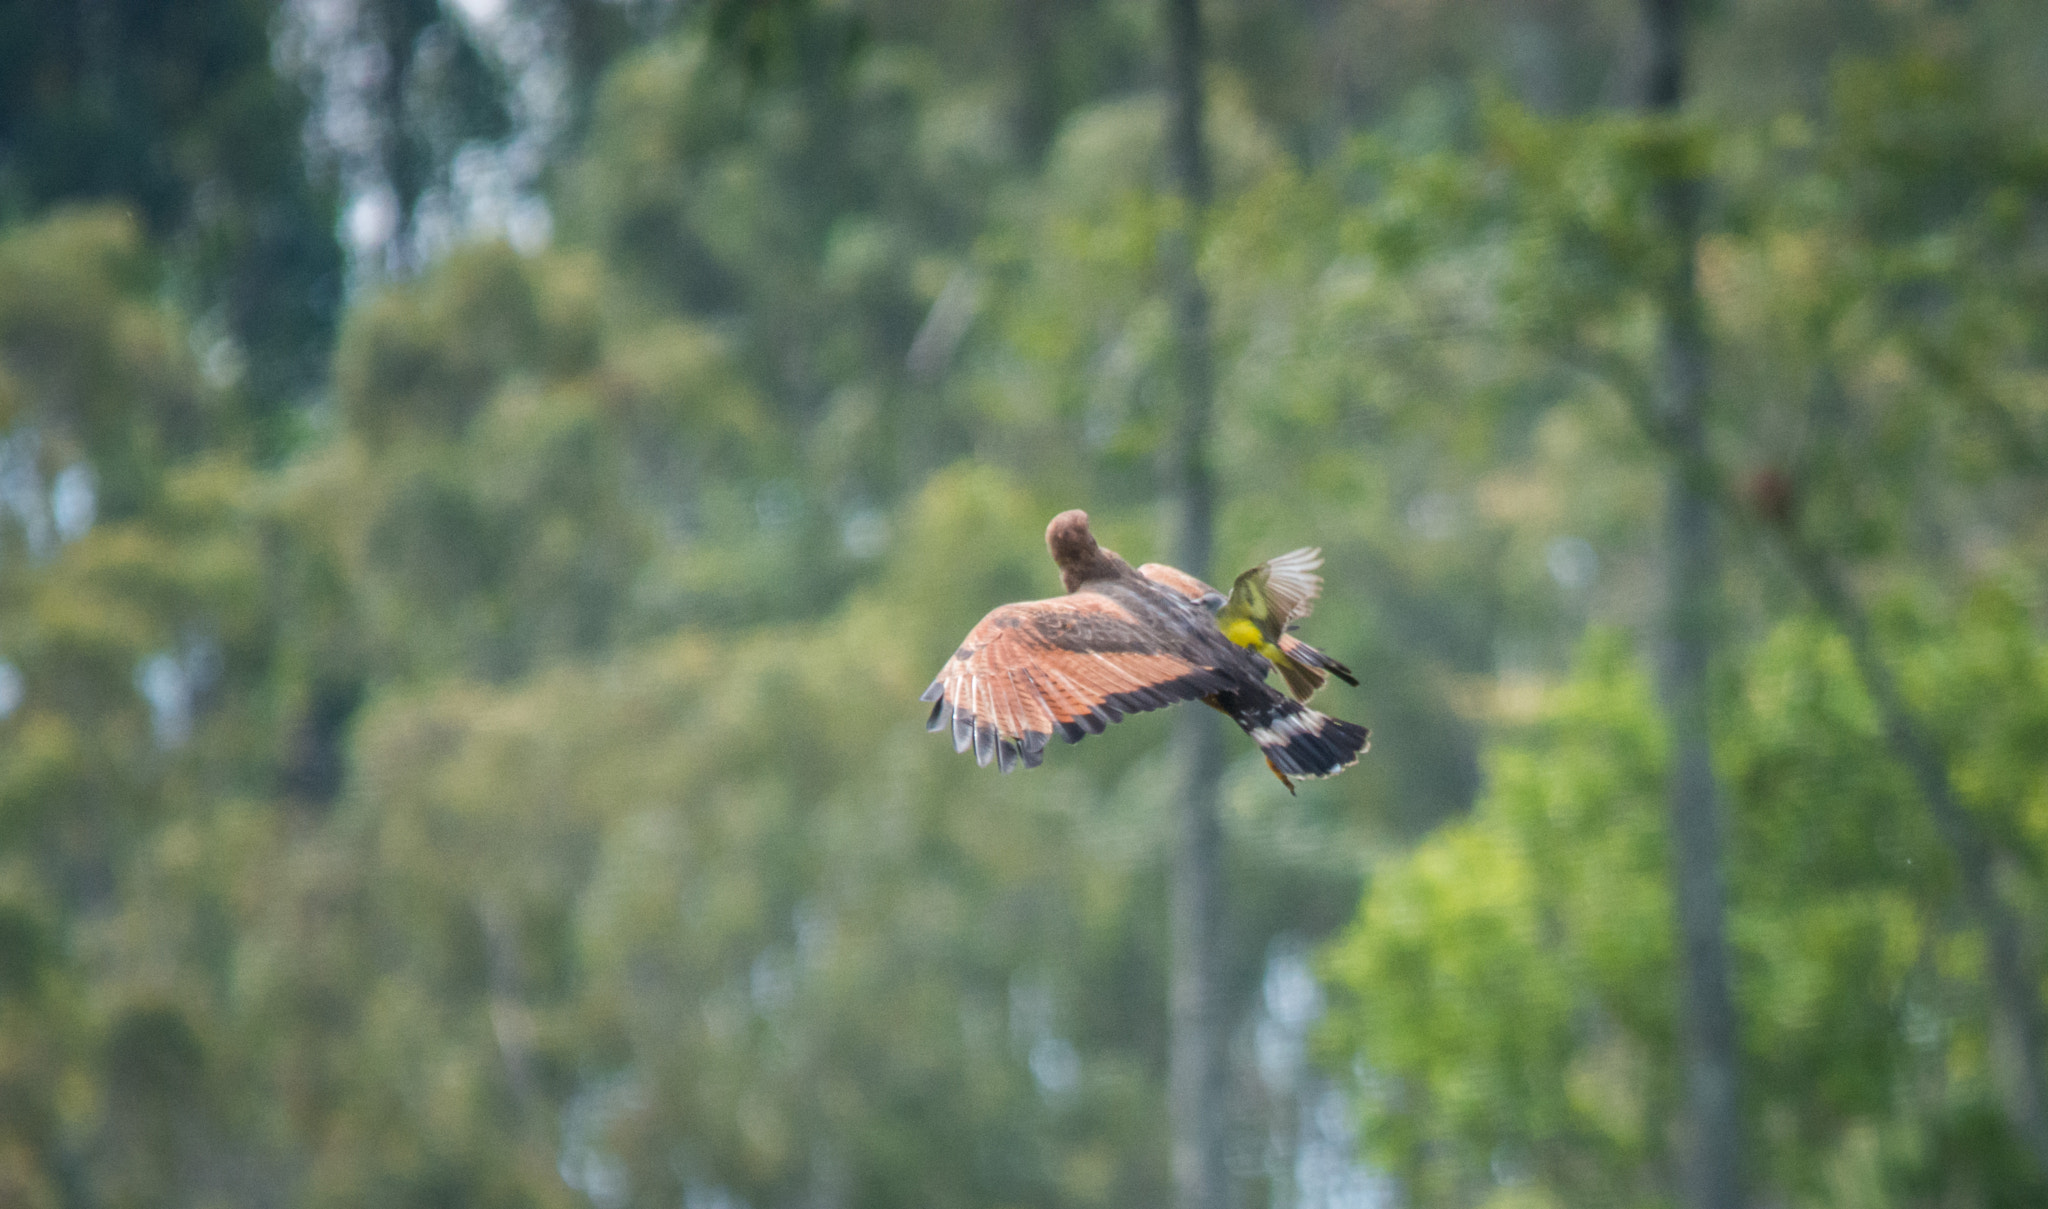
[921,510,1369,787]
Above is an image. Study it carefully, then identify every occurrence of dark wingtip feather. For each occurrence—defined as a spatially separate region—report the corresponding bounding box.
[997,737,1019,773]
[974,721,997,767]
[927,698,951,732]
[919,680,945,703]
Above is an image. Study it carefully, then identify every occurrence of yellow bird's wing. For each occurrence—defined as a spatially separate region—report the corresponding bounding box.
[1221,547,1322,633]
[1256,547,1324,626]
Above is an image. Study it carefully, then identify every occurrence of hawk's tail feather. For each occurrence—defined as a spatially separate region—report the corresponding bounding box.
[1221,692,1370,781]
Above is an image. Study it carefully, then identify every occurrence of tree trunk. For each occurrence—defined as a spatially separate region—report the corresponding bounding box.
[1641,3,1745,1208]
[1013,0,1063,166]
[1169,708,1227,1209]
[1161,1,1226,1207]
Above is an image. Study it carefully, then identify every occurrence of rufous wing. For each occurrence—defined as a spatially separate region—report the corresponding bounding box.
[920,592,1236,771]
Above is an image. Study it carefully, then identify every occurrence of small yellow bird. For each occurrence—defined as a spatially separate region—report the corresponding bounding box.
[1138,548,1358,703]
[1217,548,1358,701]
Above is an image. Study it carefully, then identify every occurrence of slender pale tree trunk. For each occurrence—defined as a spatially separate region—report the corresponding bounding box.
[1169,710,1227,1209]
[1641,3,1744,1207]
[1161,0,1227,1207]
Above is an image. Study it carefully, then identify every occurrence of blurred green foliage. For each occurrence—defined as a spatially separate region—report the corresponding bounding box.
[1327,601,2048,1208]
[0,0,2044,1207]
[0,0,342,437]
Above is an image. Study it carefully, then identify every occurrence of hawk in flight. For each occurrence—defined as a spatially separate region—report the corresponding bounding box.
[921,510,1369,791]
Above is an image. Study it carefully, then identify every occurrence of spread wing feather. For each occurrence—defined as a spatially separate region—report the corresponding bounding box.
[1244,547,1323,626]
[1144,552,1324,628]
[920,592,1236,769]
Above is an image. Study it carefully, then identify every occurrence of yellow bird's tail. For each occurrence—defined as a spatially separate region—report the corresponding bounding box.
[1267,643,1325,701]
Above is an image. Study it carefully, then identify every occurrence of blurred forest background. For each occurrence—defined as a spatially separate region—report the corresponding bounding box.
[1,0,2046,1206]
